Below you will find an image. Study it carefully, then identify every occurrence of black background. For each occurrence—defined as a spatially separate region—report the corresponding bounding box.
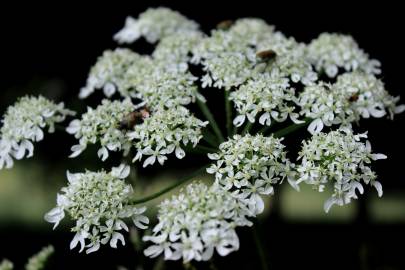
[1,2,404,269]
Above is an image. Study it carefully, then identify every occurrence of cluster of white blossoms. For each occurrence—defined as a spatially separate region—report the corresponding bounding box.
[298,72,405,134]
[296,128,386,212]
[67,98,207,165]
[45,165,149,254]
[306,33,381,77]
[143,182,254,262]
[66,98,135,160]
[79,48,205,109]
[153,31,204,65]
[25,245,54,270]
[128,106,208,167]
[207,134,298,215]
[114,7,199,44]
[0,245,54,270]
[192,18,317,90]
[230,71,302,127]
[0,96,74,170]
[0,6,400,266]
[79,48,154,99]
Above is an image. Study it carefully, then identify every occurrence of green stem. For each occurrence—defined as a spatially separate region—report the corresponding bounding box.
[131,165,208,204]
[195,145,217,153]
[202,129,220,147]
[257,124,272,135]
[273,118,310,138]
[197,100,225,143]
[241,121,253,135]
[253,222,269,270]
[224,90,232,137]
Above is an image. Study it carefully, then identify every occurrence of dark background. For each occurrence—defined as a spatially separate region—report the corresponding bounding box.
[1,2,404,270]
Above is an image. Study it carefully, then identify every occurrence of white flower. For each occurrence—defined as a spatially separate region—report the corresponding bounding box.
[25,245,54,270]
[143,182,253,262]
[79,48,153,99]
[67,98,135,160]
[114,7,199,44]
[206,134,295,215]
[306,33,381,77]
[44,165,148,253]
[298,72,405,134]
[127,106,208,167]
[0,95,74,170]
[296,128,386,212]
[230,71,302,127]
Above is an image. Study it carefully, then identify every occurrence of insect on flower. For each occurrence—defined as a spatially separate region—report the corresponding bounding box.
[256,49,277,61]
[216,20,233,30]
[349,94,359,102]
[119,106,151,130]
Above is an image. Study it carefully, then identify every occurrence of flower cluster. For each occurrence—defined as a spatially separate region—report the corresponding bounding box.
[25,245,54,270]
[79,49,205,110]
[66,98,135,160]
[207,134,298,215]
[192,18,316,90]
[306,33,381,77]
[0,260,12,270]
[296,128,386,212]
[79,48,153,99]
[128,106,208,167]
[230,71,302,127]
[0,95,74,170]
[153,31,204,65]
[45,165,148,253]
[143,182,253,262]
[298,72,404,134]
[114,7,199,44]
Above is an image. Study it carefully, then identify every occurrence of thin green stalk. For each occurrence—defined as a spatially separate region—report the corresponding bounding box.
[241,121,253,135]
[257,124,272,135]
[195,145,217,153]
[224,90,232,137]
[202,129,220,147]
[197,100,225,143]
[131,165,208,204]
[273,118,310,138]
[253,223,269,270]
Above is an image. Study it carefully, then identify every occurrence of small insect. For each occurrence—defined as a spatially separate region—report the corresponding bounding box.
[217,20,233,30]
[256,49,277,61]
[349,94,359,102]
[119,107,150,130]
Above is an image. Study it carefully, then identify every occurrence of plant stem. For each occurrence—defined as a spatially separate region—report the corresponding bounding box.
[224,90,232,137]
[197,100,225,143]
[273,118,310,138]
[252,222,269,270]
[257,124,272,135]
[131,165,208,204]
[241,121,253,135]
[195,145,217,153]
[202,129,220,147]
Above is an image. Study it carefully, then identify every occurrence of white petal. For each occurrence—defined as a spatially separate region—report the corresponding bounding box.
[110,232,125,248]
[97,147,109,161]
[143,156,156,167]
[394,104,405,114]
[373,181,383,197]
[233,115,246,127]
[371,153,387,160]
[259,112,271,126]
[175,147,186,159]
[307,118,324,134]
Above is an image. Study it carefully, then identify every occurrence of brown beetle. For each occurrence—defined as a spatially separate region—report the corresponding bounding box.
[119,107,150,130]
[256,49,277,61]
[217,20,233,30]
